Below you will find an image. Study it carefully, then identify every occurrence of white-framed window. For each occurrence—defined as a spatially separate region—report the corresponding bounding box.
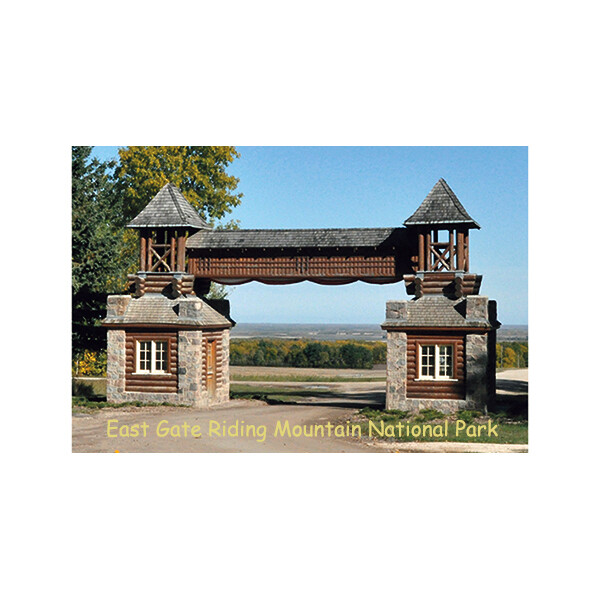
[418,344,454,380]
[136,340,168,374]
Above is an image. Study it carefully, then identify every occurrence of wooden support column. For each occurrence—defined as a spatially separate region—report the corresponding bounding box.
[170,231,176,271]
[418,231,425,271]
[177,233,186,271]
[140,232,147,271]
[449,229,455,270]
[464,230,469,272]
[457,230,465,271]
[425,231,432,271]
[147,234,153,271]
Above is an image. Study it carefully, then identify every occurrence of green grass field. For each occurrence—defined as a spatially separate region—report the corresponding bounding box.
[353,407,527,444]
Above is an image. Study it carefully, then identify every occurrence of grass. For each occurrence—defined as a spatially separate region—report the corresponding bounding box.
[73,378,107,397]
[354,407,528,445]
[232,374,385,383]
[72,396,182,413]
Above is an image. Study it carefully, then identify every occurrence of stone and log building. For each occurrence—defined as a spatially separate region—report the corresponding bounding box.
[382,179,499,412]
[104,178,499,412]
[103,184,233,407]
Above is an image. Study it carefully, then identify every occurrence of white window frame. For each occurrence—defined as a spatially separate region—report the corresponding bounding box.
[135,340,168,375]
[417,343,456,381]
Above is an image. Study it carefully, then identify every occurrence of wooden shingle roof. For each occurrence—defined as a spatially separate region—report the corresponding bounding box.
[103,295,232,328]
[186,227,402,250]
[127,183,210,229]
[404,179,480,229]
[381,296,492,329]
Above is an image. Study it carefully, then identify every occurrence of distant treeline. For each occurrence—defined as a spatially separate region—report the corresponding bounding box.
[231,338,528,370]
[230,339,386,369]
[496,342,528,369]
[71,339,528,375]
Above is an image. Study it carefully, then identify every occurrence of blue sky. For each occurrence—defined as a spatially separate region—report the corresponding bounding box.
[92,146,528,324]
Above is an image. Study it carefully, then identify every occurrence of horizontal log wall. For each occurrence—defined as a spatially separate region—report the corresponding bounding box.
[407,334,465,400]
[404,273,481,297]
[202,331,225,390]
[125,331,178,393]
[127,273,195,296]
[188,254,397,279]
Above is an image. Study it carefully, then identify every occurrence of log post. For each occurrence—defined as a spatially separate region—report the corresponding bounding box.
[177,232,186,271]
[140,232,147,271]
[147,234,153,271]
[170,231,176,271]
[418,231,425,271]
[457,230,465,271]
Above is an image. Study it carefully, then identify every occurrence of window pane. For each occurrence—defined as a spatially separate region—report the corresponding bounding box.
[420,345,435,377]
[139,341,151,371]
[154,341,167,372]
[437,345,453,378]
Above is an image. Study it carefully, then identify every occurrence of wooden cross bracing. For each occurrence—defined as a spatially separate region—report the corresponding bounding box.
[149,244,172,272]
[140,229,188,273]
[418,228,470,272]
[431,242,451,271]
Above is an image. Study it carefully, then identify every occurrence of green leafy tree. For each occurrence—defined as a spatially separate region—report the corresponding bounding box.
[114,146,243,297]
[340,343,373,369]
[72,146,124,355]
[503,347,517,368]
[285,344,308,367]
[304,343,325,368]
[116,146,242,224]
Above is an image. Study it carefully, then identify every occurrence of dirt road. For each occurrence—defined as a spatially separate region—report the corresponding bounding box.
[72,400,382,453]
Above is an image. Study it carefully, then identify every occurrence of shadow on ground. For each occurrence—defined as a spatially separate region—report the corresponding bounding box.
[233,389,386,409]
[235,383,528,418]
[497,379,528,394]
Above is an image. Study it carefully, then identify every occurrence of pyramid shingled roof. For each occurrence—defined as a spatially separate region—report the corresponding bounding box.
[127,183,210,229]
[102,295,232,328]
[404,179,480,229]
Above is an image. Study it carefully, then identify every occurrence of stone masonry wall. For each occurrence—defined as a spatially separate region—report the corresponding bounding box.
[106,329,126,402]
[464,297,494,412]
[219,329,230,405]
[386,330,407,410]
[178,330,203,406]
[465,333,490,411]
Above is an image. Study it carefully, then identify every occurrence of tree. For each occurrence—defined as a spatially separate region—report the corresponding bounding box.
[116,146,243,224]
[503,347,517,369]
[340,344,373,369]
[114,146,243,297]
[304,343,326,368]
[72,146,124,354]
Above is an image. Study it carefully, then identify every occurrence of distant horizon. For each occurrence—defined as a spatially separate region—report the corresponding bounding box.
[232,321,528,326]
[229,322,527,342]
